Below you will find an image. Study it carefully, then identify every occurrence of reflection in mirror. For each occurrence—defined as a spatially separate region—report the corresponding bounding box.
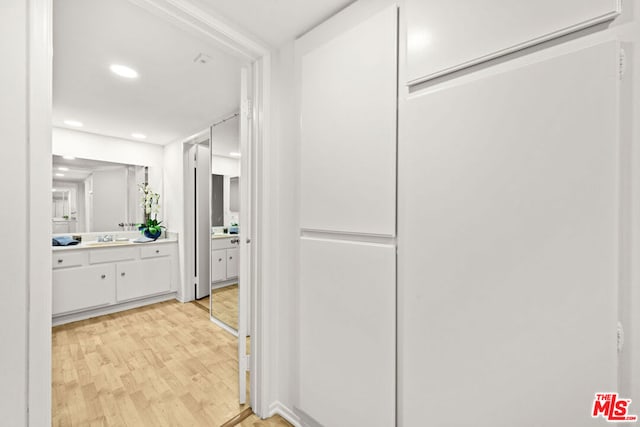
[52,155,151,233]
[208,113,241,332]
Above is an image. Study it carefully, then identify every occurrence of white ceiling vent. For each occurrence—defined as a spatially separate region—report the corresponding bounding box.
[193,53,213,64]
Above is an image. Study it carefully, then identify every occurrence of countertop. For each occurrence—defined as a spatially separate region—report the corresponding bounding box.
[211,233,238,240]
[52,237,178,252]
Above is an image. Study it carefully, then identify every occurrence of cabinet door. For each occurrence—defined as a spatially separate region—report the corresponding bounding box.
[116,259,171,302]
[300,5,397,236]
[226,247,239,279]
[52,265,116,315]
[300,238,395,427]
[399,42,620,427]
[211,249,227,282]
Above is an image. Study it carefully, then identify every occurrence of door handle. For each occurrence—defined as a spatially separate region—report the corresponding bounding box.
[230,238,240,244]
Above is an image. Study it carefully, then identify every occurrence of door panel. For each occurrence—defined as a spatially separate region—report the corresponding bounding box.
[299,238,395,427]
[300,5,397,236]
[398,42,620,426]
[195,143,211,299]
[406,0,620,84]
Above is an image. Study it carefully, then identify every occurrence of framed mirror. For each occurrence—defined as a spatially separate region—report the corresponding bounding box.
[52,155,156,233]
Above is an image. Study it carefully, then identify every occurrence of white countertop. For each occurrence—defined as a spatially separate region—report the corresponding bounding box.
[52,236,178,252]
[211,233,238,240]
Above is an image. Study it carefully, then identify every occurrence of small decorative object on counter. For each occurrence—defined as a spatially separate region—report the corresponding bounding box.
[52,236,80,246]
[229,222,239,234]
[137,183,166,240]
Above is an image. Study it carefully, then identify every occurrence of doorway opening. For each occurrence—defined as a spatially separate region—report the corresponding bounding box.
[49,0,268,423]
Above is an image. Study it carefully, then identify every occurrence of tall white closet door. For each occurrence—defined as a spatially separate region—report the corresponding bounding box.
[398,41,620,427]
[297,4,398,426]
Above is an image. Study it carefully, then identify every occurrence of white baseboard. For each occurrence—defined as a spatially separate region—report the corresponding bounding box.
[52,292,177,326]
[268,401,301,427]
[211,279,238,290]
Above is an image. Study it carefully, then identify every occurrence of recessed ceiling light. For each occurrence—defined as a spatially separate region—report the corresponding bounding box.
[63,120,83,127]
[131,133,147,139]
[110,64,139,79]
[55,173,65,177]
[230,152,241,158]
[58,167,69,171]
[62,155,75,160]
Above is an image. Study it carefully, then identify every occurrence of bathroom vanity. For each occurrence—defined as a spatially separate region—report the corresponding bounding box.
[52,234,179,325]
[211,234,239,288]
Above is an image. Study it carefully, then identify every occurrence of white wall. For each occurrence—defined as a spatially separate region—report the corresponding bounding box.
[52,127,163,166]
[52,127,164,200]
[212,154,240,176]
[269,40,299,414]
[1,0,52,425]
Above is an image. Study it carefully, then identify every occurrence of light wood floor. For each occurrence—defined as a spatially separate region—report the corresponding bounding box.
[52,300,290,426]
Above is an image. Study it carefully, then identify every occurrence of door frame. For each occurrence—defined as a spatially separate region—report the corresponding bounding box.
[29,0,275,422]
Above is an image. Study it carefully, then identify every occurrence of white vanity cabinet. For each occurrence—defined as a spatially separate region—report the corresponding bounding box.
[226,247,239,278]
[52,240,178,325]
[211,237,239,284]
[52,264,116,315]
[115,258,171,302]
[211,249,227,282]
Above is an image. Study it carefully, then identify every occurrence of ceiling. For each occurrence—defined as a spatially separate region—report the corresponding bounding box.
[53,0,245,145]
[188,0,355,47]
[53,0,354,146]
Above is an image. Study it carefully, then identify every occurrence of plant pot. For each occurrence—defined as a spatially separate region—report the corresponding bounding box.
[144,229,162,240]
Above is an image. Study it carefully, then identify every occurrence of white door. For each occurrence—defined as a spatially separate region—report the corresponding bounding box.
[237,66,252,405]
[189,142,211,300]
[398,41,621,427]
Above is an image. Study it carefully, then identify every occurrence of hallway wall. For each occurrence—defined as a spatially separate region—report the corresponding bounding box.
[0,0,52,425]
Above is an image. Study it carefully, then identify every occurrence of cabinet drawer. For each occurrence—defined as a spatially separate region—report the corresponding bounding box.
[89,247,137,264]
[140,245,171,259]
[211,238,237,250]
[52,251,88,269]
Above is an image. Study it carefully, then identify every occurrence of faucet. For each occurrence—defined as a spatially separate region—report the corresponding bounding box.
[98,234,114,242]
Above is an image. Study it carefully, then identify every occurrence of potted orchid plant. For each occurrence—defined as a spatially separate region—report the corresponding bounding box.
[137,183,165,240]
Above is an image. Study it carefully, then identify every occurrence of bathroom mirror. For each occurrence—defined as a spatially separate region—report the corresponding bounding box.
[207,114,241,332]
[52,155,156,233]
